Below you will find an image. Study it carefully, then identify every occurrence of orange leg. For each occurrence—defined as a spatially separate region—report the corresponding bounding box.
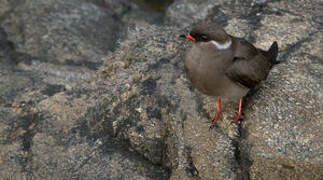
[210,98,222,129]
[234,98,243,123]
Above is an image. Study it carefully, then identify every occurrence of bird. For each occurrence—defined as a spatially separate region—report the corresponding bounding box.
[180,22,279,129]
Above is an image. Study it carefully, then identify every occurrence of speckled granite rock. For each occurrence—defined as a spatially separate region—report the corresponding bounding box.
[0,0,168,179]
[237,0,323,179]
[165,0,219,28]
[96,0,323,179]
[86,0,168,25]
[2,0,123,63]
[0,0,126,89]
[96,23,240,180]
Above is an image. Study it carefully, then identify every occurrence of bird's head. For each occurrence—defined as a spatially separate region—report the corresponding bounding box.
[180,22,232,50]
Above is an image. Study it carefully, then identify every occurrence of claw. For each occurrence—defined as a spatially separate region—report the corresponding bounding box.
[233,115,242,123]
[209,111,222,129]
[209,124,216,130]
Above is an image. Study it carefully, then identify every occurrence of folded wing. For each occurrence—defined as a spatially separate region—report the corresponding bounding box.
[225,54,272,89]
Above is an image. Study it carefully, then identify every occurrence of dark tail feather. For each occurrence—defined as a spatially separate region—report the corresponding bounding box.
[268,41,279,64]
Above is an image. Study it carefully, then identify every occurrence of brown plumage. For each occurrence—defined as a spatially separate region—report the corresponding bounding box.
[181,22,278,128]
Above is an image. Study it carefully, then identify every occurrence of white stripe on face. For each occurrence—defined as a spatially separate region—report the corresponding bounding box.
[211,39,232,50]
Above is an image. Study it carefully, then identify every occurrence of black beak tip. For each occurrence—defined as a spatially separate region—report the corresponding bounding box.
[179,34,186,38]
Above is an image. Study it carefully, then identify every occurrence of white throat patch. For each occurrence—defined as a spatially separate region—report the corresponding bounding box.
[211,39,232,50]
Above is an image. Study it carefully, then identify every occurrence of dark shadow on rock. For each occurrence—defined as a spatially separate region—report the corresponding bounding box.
[279,31,319,61]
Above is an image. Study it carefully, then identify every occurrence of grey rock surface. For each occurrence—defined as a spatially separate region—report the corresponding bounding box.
[238,0,323,179]
[0,0,322,179]
[0,0,168,179]
[86,0,168,25]
[2,0,124,63]
[165,0,219,28]
[97,24,240,180]
[0,0,126,89]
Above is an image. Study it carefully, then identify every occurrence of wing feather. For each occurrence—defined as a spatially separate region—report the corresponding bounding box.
[225,55,272,89]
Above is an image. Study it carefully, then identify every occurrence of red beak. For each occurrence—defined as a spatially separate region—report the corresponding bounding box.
[185,34,196,42]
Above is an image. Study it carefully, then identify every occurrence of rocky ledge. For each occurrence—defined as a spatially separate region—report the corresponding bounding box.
[0,0,322,179]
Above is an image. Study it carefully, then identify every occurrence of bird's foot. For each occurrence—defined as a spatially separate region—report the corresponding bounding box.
[209,111,223,130]
[232,98,244,124]
[233,111,244,124]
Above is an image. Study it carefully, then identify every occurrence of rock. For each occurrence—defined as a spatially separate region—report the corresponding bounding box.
[97,23,240,180]
[87,0,168,25]
[0,0,168,179]
[2,0,124,63]
[0,0,322,179]
[96,0,323,179]
[165,0,219,28]
[0,60,168,179]
[0,0,127,89]
[238,0,323,179]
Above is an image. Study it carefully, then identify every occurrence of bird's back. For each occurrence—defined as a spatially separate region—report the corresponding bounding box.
[226,39,279,89]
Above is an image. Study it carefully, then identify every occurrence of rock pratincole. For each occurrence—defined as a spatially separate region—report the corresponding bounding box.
[181,22,279,129]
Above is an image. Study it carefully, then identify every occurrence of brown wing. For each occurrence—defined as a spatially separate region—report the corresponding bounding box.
[231,37,258,59]
[225,53,272,89]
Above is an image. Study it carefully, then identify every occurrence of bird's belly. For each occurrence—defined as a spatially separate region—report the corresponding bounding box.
[184,44,249,100]
[185,63,248,100]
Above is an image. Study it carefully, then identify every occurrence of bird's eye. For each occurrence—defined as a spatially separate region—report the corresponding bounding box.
[201,35,208,40]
